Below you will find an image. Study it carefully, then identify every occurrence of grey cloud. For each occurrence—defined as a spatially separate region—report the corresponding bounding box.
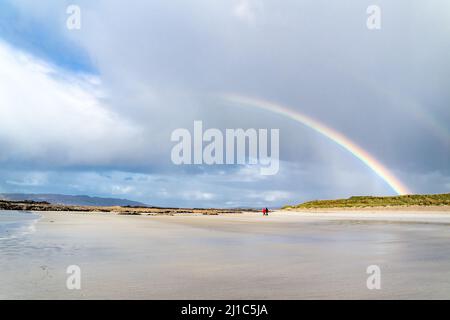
[1,0,449,206]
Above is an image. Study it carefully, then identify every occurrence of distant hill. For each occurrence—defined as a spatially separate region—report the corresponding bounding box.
[283,193,450,209]
[0,193,148,207]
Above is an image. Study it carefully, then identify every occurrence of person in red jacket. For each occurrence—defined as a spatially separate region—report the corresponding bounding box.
[262,208,267,216]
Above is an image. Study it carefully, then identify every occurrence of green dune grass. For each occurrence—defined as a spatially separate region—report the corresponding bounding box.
[283,193,450,209]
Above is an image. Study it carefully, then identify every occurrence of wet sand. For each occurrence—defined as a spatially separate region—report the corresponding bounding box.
[1,210,450,299]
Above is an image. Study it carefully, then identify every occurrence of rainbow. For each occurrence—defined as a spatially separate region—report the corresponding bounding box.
[221,94,411,195]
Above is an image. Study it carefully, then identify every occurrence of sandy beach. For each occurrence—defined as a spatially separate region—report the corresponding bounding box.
[1,209,450,299]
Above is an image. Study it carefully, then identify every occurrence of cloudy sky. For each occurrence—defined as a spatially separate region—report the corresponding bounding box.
[0,0,448,207]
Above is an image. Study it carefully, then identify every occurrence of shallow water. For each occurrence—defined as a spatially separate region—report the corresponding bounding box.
[0,211,40,240]
[1,211,450,299]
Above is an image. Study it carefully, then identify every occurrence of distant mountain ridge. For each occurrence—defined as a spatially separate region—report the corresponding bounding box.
[0,193,148,207]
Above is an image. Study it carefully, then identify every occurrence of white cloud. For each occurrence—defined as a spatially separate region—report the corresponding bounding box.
[247,190,292,202]
[111,185,135,195]
[6,172,48,187]
[182,191,216,201]
[0,41,143,167]
[233,0,264,25]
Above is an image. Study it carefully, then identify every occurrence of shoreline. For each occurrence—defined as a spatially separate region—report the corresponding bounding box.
[1,202,450,217]
[0,199,254,216]
[18,208,450,226]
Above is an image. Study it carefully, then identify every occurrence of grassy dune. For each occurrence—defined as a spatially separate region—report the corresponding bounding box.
[283,193,450,209]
